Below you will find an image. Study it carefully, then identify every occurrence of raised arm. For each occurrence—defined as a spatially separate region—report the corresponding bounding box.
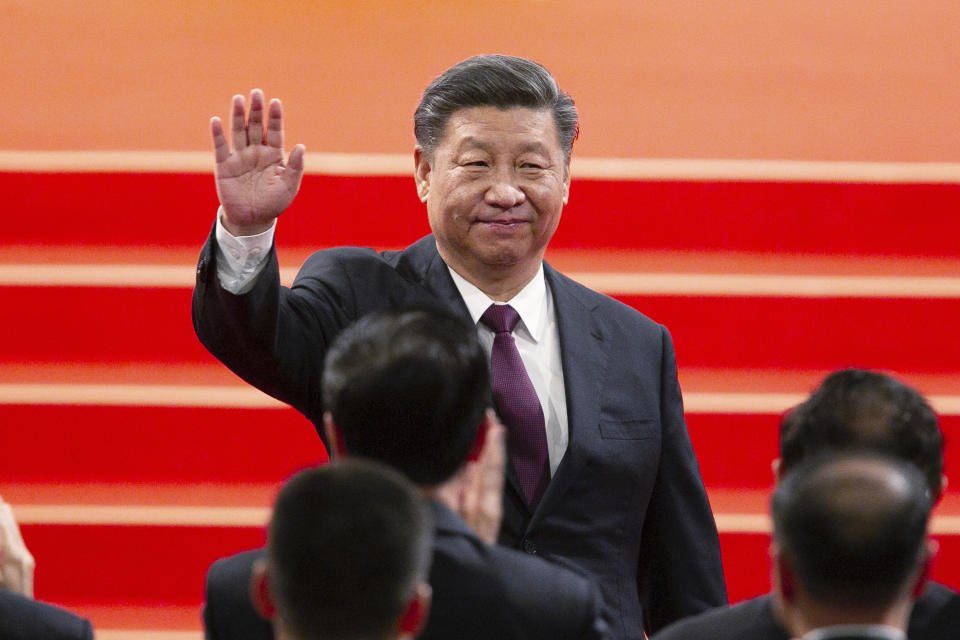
[212,89,305,236]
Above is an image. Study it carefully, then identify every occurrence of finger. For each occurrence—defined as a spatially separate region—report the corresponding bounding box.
[247,89,265,146]
[210,117,231,164]
[481,411,507,471]
[479,414,507,494]
[230,94,248,151]
[21,552,34,598]
[283,144,306,193]
[461,461,480,516]
[265,98,284,149]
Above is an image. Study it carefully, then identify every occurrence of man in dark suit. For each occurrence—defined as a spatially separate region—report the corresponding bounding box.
[0,496,94,640]
[204,308,608,640]
[771,452,933,640]
[194,54,726,638]
[652,369,960,640]
[247,460,434,640]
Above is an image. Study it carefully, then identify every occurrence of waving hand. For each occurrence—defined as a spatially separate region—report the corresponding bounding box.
[211,89,305,236]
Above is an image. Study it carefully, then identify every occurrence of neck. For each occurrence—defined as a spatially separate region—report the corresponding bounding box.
[437,246,541,302]
[781,593,910,638]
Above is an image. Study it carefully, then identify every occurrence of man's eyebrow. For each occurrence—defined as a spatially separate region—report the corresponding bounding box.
[454,136,493,152]
[454,138,550,155]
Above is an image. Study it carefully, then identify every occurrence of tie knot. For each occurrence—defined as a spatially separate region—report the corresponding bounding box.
[481,304,521,334]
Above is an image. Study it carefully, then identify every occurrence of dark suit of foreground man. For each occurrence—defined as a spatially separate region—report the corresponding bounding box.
[204,309,608,640]
[653,369,960,640]
[194,54,725,637]
[0,591,93,640]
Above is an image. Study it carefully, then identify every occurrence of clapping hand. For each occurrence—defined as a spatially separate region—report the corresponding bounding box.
[211,89,306,236]
[0,495,35,598]
[459,410,507,544]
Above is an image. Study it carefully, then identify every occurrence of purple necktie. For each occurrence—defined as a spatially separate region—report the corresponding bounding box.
[481,304,550,509]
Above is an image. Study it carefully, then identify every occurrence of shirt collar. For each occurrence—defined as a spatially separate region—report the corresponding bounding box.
[802,624,906,640]
[446,264,548,343]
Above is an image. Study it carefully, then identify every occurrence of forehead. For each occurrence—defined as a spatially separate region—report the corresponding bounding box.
[438,106,561,153]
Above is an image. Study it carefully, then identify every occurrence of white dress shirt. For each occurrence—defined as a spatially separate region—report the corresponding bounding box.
[214,209,275,295]
[446,265,569,476]
[213,212,570,474]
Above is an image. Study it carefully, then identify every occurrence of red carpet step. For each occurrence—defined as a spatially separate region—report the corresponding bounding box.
[3,172,960,256]
[4,284,960,372]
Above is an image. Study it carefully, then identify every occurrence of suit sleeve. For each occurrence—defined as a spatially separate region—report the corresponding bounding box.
[192,224,356,428]
[638,326,728,634]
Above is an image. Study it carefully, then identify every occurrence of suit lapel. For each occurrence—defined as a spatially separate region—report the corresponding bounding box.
[401,236,472,323]
[530,264,609,526]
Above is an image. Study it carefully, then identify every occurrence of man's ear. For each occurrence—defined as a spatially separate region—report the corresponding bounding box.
[250,557,277,621]
[398,583,432,637]
[772,458,782,482]
[414,146,431,203]
[912,539,939,598]
[774,553,796,603]
[562,164,571,205]
[322,412,348,459]
[936,474,948,503]
[770,542,797,603]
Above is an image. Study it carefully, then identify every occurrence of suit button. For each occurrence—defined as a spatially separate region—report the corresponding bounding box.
[522,539,537,554]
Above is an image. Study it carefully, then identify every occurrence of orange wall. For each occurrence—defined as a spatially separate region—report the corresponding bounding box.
[4,1,960,160]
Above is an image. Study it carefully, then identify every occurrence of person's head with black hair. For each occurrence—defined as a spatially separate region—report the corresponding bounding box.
[779,368,944,499]
[321,306,491,487]
[771,451,934,636]
[251,460,433,640]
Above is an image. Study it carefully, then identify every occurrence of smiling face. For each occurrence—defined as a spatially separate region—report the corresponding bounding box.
[414,106,570,298]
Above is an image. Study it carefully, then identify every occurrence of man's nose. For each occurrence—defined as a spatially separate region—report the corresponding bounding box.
[484,171,526,209]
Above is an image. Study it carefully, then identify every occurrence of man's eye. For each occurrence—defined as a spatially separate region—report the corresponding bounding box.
[521,163,544,169]
[464,161,487,167]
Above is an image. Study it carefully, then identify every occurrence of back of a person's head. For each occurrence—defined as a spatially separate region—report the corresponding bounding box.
[322,307,490,486]
[779,368,943,496]
[267,460,432,640]
[772,451,931,610]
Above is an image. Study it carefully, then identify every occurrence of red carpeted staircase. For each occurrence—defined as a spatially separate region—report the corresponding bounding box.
[2,160,958,638]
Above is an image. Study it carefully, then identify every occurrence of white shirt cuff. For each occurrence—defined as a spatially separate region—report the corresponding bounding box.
[214,207,276,294]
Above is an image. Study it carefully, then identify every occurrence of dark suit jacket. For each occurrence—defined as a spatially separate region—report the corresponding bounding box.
[0,590,93,640]
[650,583,960,640]
[194,231,727,638]
[203,502,608,640]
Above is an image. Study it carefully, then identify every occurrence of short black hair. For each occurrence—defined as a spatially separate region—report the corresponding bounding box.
[772,451,931,609]
[414,54,579,162]
[322,307,490,486]
[780,369,943,497]
[267,460,432,640]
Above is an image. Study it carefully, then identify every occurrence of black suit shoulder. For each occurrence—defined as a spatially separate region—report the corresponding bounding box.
[203,549,272,640]
[651,594,788,640]
[908,581,960,640]
[0,590,93,640]
[651,583,960,640]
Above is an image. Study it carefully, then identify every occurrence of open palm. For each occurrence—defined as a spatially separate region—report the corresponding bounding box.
[211,89,305,235]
